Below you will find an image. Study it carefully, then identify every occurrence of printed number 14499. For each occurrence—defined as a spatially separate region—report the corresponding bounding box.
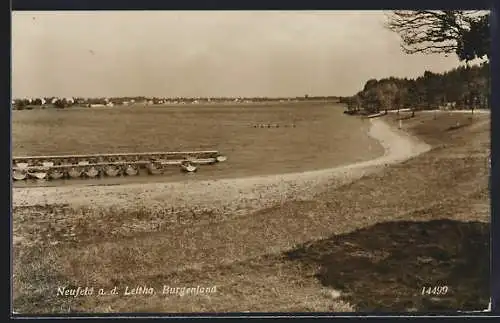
[421,286,449,296]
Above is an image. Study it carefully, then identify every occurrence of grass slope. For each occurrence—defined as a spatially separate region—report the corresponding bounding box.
[12,112,490,313]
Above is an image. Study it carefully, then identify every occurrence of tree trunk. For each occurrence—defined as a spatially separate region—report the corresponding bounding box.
[471,95,475,116]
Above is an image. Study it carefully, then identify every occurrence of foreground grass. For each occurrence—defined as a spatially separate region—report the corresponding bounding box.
[12,112,490,313]
[287,219,489,312]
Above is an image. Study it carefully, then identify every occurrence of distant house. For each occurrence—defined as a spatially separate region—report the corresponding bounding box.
[90,104,106,107]
[106,102,114,107]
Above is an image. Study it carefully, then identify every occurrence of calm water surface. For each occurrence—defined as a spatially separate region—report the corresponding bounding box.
[12,102,384,186]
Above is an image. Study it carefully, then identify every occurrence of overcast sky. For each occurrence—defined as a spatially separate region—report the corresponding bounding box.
[12,11,465,99]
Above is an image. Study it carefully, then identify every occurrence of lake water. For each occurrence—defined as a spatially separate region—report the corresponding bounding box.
[12,102,385,186]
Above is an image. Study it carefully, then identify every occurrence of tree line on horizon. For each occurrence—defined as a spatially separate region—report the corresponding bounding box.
[341,62,490,115]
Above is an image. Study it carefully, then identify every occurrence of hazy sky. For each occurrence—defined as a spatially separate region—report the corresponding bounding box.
[12,11,465,98]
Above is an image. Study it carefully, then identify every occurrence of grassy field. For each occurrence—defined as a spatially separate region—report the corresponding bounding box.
[12,109,490,314]
[12,102,383,183]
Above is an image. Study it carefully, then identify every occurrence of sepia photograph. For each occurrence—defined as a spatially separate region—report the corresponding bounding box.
[11,10,491,314]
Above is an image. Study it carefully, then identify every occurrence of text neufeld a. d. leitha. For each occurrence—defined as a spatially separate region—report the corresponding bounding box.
[57,285,217,297]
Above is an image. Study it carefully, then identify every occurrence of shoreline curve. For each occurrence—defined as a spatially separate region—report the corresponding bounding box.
[12,118,431,212]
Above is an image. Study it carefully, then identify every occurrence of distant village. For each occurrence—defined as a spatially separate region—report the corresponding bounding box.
[11,95,341,110]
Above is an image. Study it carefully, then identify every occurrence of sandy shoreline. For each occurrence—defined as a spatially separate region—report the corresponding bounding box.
[12,118,431,215]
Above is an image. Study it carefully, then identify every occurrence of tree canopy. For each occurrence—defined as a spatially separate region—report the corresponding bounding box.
[385,10,490,62]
